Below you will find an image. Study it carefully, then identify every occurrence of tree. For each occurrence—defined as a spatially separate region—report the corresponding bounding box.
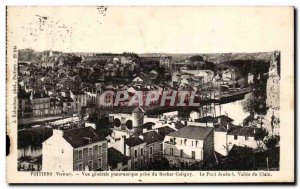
[264,136,280,149]
[241,92,256,113]
[190,55,203,62]
[254,128,268,149]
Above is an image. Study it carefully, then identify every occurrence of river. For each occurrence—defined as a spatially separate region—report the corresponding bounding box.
[215,99,249,125]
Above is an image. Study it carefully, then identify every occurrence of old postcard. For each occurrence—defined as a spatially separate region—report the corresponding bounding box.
[6,6,294,183]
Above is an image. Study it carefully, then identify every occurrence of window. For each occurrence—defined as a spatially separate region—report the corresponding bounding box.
[94,159,98,168]
[234,135,238,140]
[245,136,249,141]
[83,148,88,158]
[79,150,83,159]
[170,148,174,156]
[88,148,93,156]
[78,163,83,171]
[93,145,98,155]
[170,138,174,144]
[184,139,187,145]
[180,149,183,157]
[99,145,102,154]
[196,141,198,147]
[88,160,93,170]
[150,147,153,155]
[180,140,183,145]
[74,150,78,160]
[134,161,138,169]
[192,151,195,159]
[98,158,102,167]
[135,149,138,158]
[160,143,163,152]
[141,148,144,156]
[140,159,143,167]
[192,141,194,146]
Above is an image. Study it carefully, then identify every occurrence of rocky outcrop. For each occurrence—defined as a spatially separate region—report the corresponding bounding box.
[264,51,280,136]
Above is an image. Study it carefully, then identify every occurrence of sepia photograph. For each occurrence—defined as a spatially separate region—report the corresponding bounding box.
[6,6,294,183]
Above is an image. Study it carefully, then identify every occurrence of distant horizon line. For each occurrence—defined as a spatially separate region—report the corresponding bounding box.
[18,47,276,55]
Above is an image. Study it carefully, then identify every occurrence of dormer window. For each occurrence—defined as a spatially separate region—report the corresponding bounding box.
[83,137,92,143]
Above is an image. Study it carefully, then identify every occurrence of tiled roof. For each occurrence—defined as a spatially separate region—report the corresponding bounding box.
[194,116,216,123]
[195,115,234,124]
[174,121,186,130]
[213,123,227,132]
[124,137,145,147]
[63,126,106,148]
[72,90,85,95]
[142,122,155,129]
[157,126,176,137]
[216,115,234,123]
[227,126,258,137]
[167,125,213,140]
[142,131,163,144]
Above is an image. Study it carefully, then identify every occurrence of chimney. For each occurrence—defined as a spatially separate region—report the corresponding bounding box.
[53,129,63,137]
[142,128,148,133]
[226,123,230,130]
[139,135,144,140]
[218,117,221,124]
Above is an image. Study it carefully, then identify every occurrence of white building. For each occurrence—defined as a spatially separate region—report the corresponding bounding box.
[163,125,214,168]
[227,126,263,150]
[42,126,108,171]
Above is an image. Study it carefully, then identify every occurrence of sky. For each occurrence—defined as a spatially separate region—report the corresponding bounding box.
[7,6,293,54]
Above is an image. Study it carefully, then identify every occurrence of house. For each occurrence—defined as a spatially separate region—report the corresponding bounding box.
[124,137,147,170]
[18,90,32,117]
[140,131,163,168]
[41,61,55,68]
[49,98,62,115]
[163,126,214,169]
[213,115,234,156]
[107,147,131,171]
[181,70,214,84]
[61,97,75,115]
[140,55,172,68]
[70,90,87,112]
[31,92,50,117]
[132,77,143,83]
[42,126,108,171]
[227,126,264,150]
[86,91,97,106]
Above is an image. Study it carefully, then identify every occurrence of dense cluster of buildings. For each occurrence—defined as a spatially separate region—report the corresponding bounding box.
[18,50,278,171]
[41,105,266,171]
